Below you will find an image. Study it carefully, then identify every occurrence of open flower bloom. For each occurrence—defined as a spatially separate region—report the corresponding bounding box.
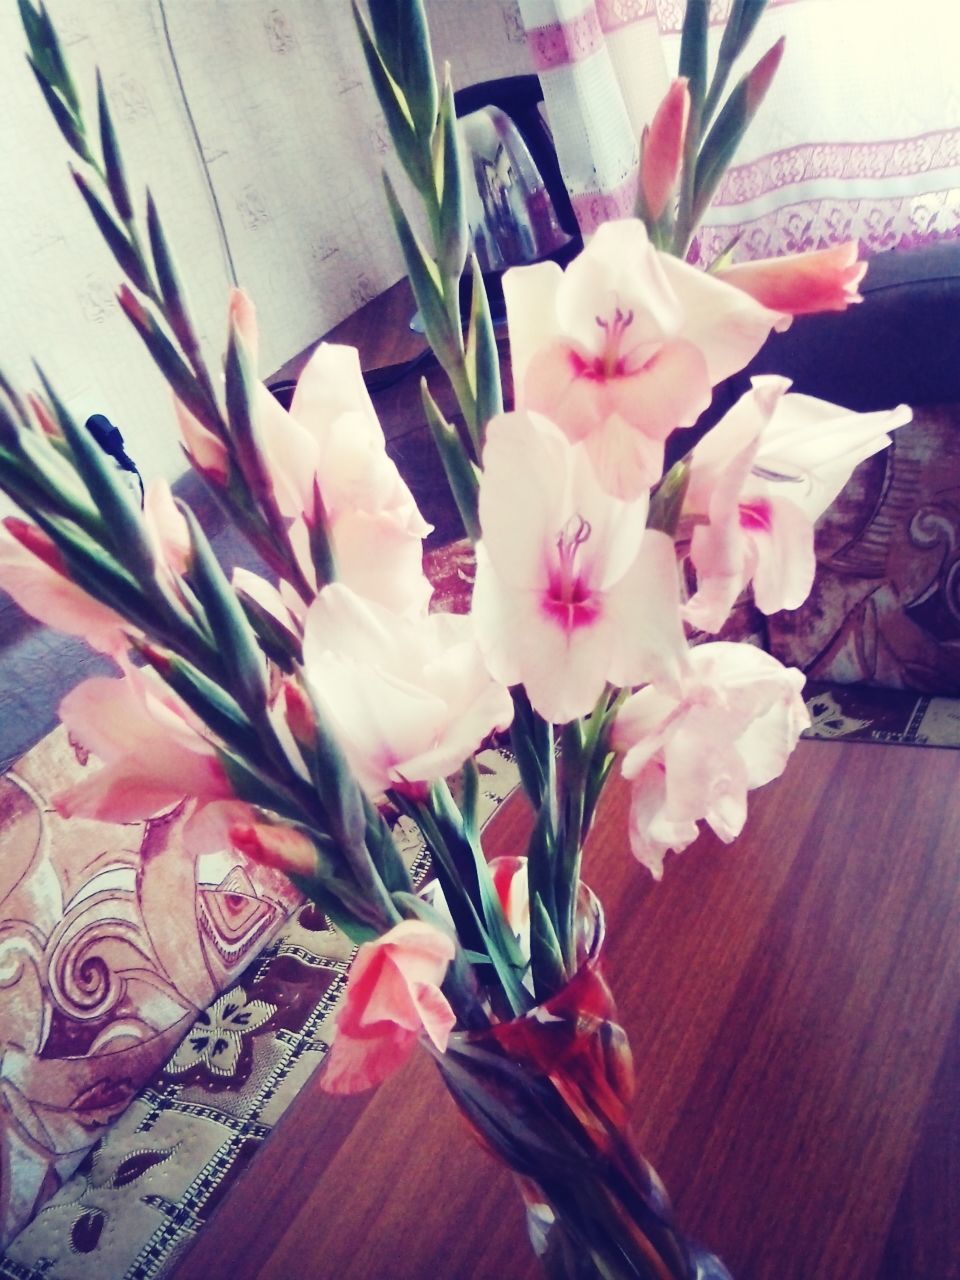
[613,642,810,877]
[322,919,456,1094]
[0,518,129,656]
[503,219,788,497]
[54,663,232,823]
[472,410,690,724]
[302,583,514,796]
[178,292,433,616]
[684,378,912,633]
[714,242,867,315]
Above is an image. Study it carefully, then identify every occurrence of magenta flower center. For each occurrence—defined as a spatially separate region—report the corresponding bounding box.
[739,499,773,533]
[569,306,636,381]
[542,514,601,632]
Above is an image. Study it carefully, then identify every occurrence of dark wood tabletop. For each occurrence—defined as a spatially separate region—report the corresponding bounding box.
[175,737,960,1280]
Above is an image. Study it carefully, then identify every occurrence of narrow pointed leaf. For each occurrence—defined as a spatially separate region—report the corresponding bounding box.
[28,58,92,163]
[146,190,202,361]
[34,365,157,585]
[180,505,270,716]
[437,74,468,279]
[96,71,132,222]
[702,0,770,128]
[367,0,438,141]
[693,37,785,226]
[118,286,221,432]
[131,642,264,760]
[235,586,301,671]
[530,892,567,999]
[71,168,149,292]
[420,380,480,541]
[35,0,81,115]
[678,1,709,108]
[465,255,502,451]
[383,173,453,360]
[353,3,428,188]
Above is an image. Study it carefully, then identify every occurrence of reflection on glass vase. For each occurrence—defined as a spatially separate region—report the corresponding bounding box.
[431,864,733,1280]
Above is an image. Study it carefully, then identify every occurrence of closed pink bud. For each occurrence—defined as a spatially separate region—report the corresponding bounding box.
[746,36,785,112]
[229,821,317,877]
[641,78,690,221]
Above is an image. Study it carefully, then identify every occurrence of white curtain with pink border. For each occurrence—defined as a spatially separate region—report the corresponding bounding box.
[519,0,960,262]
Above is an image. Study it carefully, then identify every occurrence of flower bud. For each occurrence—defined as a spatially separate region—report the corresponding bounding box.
[641,78,690,222]
[229,821,317,877]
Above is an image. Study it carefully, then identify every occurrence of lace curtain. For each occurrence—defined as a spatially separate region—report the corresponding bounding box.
[517,0,960,261]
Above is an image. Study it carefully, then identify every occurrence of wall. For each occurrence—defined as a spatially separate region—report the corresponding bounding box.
[0,0,530,498]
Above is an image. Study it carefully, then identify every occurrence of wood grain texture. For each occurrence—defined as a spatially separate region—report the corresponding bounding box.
[175,739,960,1279]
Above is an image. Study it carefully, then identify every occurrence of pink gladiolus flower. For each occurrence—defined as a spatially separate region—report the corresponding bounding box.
[613,642,809,878]
[226,293,432,615]
[641,78,690,221]
[302,583,514,796]
[322,919,456,1094]
[472,410,690,724]
[503,219,788,497]
[0,517,128,655]
[54,664,231,823]
[684,378,912,632]
[714,242,867,315]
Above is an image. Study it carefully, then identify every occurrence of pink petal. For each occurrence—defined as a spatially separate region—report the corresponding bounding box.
[715,242,867,315]
[660,254,790,385]
[747,494,816,614]
[0,520,128,656]
[503,260,564,406]
[173,395,228,482]
[144,479,190,577]
[322,1025,417,1094]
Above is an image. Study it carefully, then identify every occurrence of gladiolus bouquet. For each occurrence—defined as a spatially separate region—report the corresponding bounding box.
[1,2,909,1276]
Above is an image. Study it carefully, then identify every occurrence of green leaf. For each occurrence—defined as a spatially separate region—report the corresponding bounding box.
[286,871,381,945]
[179,505,269,716]
[353,3,429,189]
[70,167,149,292]
[146,190,200,359]
[465,255,502,456]
[366,0,438,141]
[383,172,454,361]
[295,677,366,853]
[306,478,337,589]
[693,36,784,227]
[436,73,468,279]
[234,583,302,672]
[34,365,157,586]
[34,0,81,115]
[530,891,567,999]
[96,70,132,222]
[420,380,480,541]
[702,0,770,129]
[678,0,709,109]
[118,286,221,432]
[214,747,306,823]
[363,795,413,895]
[29,506,154,630]
[27,56,92,164]
[646,459,690,536]
[133,643,264,759]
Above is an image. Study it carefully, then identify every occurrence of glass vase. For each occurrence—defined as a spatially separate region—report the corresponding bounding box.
[432,869,732,1280]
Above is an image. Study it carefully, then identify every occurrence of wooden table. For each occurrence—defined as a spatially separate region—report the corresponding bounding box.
[175,738,960,1280]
